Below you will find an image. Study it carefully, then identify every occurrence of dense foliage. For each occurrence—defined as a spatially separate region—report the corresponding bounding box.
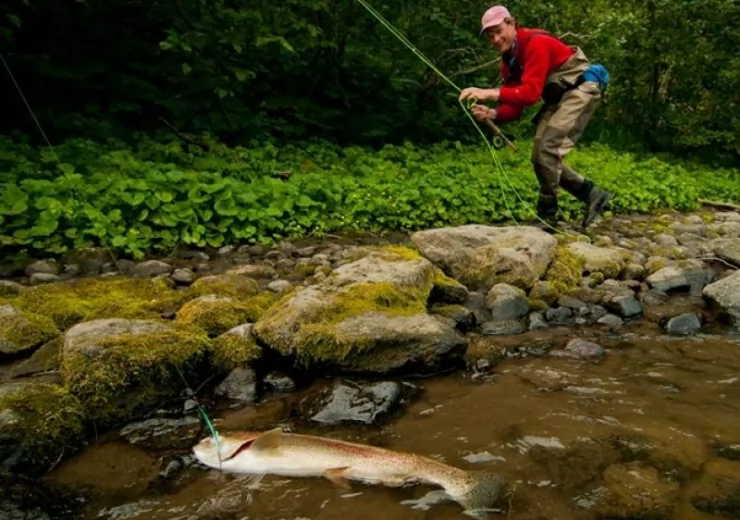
[3,135,739,258]
[1,0,739,259]
[1,0,738,157]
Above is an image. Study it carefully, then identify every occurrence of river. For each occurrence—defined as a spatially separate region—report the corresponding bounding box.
[42,323,740,520]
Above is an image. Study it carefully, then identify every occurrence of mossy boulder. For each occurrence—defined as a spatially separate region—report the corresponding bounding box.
[566,242,626,279]
[0,381,86,476]
[175,293,277,337]
[410,225,557,291]
[542,245,585,294]
[60,318,212,426]
[0,305,60,358]
[210,323,262,372]
[190,273,261,298]
[253,249,466,373]
[1,277,189,331]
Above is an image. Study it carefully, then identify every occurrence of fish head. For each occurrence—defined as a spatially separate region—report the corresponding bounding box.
[192,431,262,469]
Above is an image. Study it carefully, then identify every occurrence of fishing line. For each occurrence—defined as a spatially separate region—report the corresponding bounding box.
[1,52,223,459]
[0,51,126,273]
[173,365,223,464]
[353,0,587,239]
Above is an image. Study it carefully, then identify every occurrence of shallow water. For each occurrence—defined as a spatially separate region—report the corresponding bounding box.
[44,330,740,520]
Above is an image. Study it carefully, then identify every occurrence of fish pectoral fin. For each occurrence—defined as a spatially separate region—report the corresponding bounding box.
[250,427,284,452]
[323,467,352,489]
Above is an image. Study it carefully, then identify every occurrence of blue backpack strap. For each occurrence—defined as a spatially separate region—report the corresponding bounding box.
[582,64,610,91]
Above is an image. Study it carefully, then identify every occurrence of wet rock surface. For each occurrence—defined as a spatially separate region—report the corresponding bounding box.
[303,379,416,426]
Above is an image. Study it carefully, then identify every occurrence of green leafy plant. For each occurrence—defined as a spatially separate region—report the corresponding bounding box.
[2,136,738,259]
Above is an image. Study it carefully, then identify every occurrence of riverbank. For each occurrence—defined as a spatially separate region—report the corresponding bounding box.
[1,208,740,518]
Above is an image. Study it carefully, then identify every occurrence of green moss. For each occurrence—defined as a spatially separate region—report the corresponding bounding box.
[699,211,715,223]
[190,274,260,298]
[210,328,263,372]
[60,322,212,426]
[294,260,318,277]
[176,293,277,337]
[0,282,24,298]
[528,281,559,306]
[342,245,422,264]
[0,382,86,476]
[6,277,188,331]
[543,245,584,294]
[292,277,433,365]
[589,272,606,285]
[0,308,60,356]
[526,298,550,311]
[649,221,671,234]
[377,245,423,260]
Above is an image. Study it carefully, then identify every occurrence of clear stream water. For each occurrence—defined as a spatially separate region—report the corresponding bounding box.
[41,320,740,520]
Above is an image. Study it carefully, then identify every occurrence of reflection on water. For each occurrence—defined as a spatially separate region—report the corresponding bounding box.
[45,332,740,520]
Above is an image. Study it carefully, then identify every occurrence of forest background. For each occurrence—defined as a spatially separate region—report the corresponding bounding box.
[1,0,739,258]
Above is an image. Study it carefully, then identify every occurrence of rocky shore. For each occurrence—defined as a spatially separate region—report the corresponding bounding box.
[2,209,740,517]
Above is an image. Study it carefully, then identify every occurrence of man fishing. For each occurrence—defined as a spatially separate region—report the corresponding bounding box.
[459,5,613,231]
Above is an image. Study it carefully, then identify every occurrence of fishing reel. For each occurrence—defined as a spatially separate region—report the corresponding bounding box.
[491,132,516,151]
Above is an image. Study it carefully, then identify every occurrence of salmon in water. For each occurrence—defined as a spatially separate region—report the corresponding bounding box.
[192,427,505,518]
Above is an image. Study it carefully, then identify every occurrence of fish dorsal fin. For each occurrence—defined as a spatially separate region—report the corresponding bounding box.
[251,427,284,451]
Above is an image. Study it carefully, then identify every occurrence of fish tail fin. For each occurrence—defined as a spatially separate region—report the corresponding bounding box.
[455,470,507,519]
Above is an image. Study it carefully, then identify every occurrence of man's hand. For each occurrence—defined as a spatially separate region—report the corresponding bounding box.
[470,104,497,122]
[459,87,500,102]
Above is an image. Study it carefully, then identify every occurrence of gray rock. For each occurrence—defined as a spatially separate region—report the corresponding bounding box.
[171,268,196,285]
[567,242,626,278]
[310,380,406,425]
[28,273,59,285]
[430,277,469,305]
[654,233,679,246]
[606,294,643,319]
[264,372,296,393]
[215,367,257,403]
[557,295,588,310]
[546,306,574,325]
[703,271,740,325]
[267,279,294,294]
[718,444,740,461]
[0,281,25,297]
[550,338,606,360]
[24,260,59,277]
[485,283,529,320]
[119,416,201,450]
[133,260,172,277]
[480,319,525,335]
[709,221,740,238]
[410,225,558,291]
[528,312,548,330]
[598,314,624,327]
[665,313,702,335]
[646,262,713,292]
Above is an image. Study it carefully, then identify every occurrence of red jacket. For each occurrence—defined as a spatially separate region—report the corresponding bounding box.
[495,27,574,123]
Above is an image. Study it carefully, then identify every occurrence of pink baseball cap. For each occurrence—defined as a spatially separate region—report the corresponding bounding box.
[480,5,511,34]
